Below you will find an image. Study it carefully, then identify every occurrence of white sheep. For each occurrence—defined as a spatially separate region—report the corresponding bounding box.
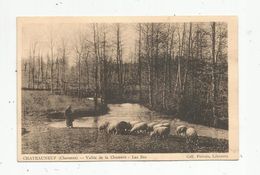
[153,123,169,129]
[99,121,109,132]
[150,126,170,139]
[129,120,142,127]
[151,122,170,132]
[130,122,148,134]
[153,123,163,129]
[176,125,187,136]
[106,122,118,134]
[147,121,159,132]
[185,127,198,144]
[161,122,170,128]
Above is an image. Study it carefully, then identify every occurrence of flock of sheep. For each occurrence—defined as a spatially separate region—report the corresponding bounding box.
[98,120,198,143]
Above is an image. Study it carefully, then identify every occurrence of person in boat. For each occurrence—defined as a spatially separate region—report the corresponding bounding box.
[65,105,73,128]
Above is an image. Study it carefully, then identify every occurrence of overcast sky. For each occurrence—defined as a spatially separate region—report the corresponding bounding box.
[21,21,227,65]
[21,22,138,64]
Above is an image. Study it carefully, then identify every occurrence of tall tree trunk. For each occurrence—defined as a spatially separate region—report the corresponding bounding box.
[154,26,159,101]
[116,24,123,100]
[50,43,54,93]
[61,45,66,94]
[40,55,44,89]
[168,28,174,94]
[138,24,142,101]
[146,25,153,107]
[150,24,154,107]
[183,23,192,94]
[188,23,195,120]
[93,24,99,113]
[56,58,60,92]
[45,56,49,90]
[23,61,27,88]
[174,28,183,96]
[31,43,37,89]
[37,55,41,88]
[84,52,90,90]
[32,56,34,89]
[28,59,31,88]
[78,54,81,98]
[211,22,217,127]
[102,32,107,106]
[162,54,167,109]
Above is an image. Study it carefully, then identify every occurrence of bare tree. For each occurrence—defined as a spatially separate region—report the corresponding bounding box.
[101,30,108,105]
[49,33,55,93]
[60,39,68,94]
[116,24,123,100]
[211,22,218,127]
[40,54,44,89]
[75,37,82,98]
[29,41,38,89]
[144,24,153,107]
[93,23,99,112]
[138,24,142,101]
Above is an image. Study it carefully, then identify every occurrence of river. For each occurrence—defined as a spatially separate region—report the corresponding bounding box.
[49,103,228,140]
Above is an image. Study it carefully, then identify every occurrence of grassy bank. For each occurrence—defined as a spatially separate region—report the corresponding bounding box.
[22,90,107,118]
[21,90,108,132]
[22,127,228,154]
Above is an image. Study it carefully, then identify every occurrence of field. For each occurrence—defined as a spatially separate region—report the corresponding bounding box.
[21,90,228,154]
[22,127,228,154]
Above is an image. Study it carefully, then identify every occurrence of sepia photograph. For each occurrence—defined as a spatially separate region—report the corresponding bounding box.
[17,16,238,161]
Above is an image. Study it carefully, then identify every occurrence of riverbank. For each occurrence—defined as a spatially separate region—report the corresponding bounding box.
[22,90,107,117]
[21,90,108,131]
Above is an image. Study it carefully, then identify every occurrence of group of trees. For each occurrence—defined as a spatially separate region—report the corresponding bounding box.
[22,37,68,94]
[22,22,228,128]
[136,22,228,127]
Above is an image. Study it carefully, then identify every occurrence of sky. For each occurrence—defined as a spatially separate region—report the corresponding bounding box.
[20,21,228,65]
[21,22,138,64]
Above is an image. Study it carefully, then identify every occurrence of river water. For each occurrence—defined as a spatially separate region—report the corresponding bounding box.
[49,103,228,139]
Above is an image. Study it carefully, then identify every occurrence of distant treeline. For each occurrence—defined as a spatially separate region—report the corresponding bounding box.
[22,22,228,129]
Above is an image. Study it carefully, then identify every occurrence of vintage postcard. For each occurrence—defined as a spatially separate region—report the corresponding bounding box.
[17,16,238,161]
